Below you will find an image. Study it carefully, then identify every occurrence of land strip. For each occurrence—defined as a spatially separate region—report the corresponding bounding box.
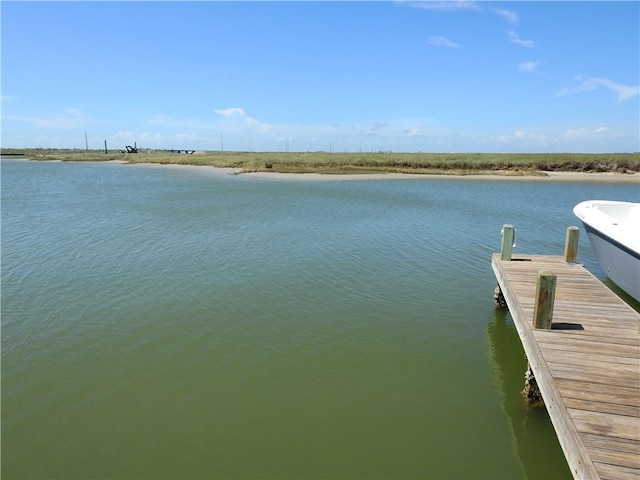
[2,148,639,178]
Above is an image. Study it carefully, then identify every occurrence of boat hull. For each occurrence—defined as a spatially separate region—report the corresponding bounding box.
[574,200,640,302]
[582,223,640,301]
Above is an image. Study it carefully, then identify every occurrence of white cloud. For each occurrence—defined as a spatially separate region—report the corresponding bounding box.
[2,101,635,153]
[214,107,247,117]
[495,130,546,144]
[513,130,526,139]
[518,60,543,74]
[403,0,523,25]
[369,121,389,132]
[101,118,632,153]
[564,126,610,139]
[402,127,423,136]
[555,74,640,102]
[427,36,460,48]
[508,31,536,48]
[554,78,599,97]
[214,107,271,133]
[564,128,589,139]
[486,124,639,153]
[493,7,519,24]
[403,1,480,11]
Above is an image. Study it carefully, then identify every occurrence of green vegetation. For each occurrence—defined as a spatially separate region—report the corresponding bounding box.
[2,148,639,175]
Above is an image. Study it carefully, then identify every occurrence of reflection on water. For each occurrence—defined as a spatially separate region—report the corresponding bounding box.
[2,159,637,479]
[487,309,572,479]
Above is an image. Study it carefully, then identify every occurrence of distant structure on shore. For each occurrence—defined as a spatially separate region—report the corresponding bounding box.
[165,149,196,155]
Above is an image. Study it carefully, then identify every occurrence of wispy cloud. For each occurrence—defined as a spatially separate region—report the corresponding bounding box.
[493,7,519,24]
[404,1,521,25]
[518,60,543,74]
[214,107,271,133]
[509,31,536,48]
[555,74,640,102]
[564,126,609,139]
[4,108,87,129]
[403,1,480,11]
[427,36,460,48]
[495,130,547,144]
[214,107,247,117]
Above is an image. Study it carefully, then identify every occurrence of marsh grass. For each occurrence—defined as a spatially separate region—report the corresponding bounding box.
[3,148,639,175]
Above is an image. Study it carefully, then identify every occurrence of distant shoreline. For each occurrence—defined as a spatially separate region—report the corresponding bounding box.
[2,149,639,183]
[120,160,640,184]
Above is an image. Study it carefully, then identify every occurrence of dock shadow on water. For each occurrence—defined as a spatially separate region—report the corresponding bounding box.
[487,308,573,480]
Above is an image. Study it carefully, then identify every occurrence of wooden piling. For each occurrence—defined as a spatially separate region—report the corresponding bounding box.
[493,284,507,308]
[522,363,544,407]
[500,224,515,261]
[563,226,580,263]
[533,270,556,329]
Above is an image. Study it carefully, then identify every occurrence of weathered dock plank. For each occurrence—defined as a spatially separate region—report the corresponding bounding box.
[492,252,640,480]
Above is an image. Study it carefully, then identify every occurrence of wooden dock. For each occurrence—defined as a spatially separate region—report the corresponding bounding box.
[492,250,640,480]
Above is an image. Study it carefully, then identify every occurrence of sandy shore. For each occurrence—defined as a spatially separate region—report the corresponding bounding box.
[126,162,640,183]
[240,170,640,183]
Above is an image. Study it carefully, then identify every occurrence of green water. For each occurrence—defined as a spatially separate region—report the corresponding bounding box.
[3,159,637,479]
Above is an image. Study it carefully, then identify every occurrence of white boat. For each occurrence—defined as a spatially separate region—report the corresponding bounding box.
[573,200,640,302]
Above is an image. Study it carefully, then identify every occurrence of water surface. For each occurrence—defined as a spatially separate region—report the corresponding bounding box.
[2,159,638,479]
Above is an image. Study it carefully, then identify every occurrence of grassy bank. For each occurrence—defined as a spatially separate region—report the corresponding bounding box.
[2,148,639,175]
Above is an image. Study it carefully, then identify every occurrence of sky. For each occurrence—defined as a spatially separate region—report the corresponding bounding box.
[1,1,639,153]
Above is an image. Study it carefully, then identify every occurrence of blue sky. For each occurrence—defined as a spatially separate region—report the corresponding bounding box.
[2,1,639,153]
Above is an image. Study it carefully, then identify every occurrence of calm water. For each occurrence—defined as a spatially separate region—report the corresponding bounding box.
[2,159,638,479]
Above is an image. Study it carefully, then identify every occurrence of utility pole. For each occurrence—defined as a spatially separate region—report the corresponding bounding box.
[85,131,88,150]
[221,134,224,152]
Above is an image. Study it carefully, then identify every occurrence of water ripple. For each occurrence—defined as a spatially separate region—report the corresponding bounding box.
[3,160,638,479]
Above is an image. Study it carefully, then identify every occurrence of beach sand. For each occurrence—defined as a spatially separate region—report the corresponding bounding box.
[242,170,640,183]
[15,159,640,184]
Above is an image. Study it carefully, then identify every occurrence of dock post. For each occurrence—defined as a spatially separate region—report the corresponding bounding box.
[496,225,515,307]
[564,226,580,263]
[500,224,515,261]
[533,270,556,329]
[526,269,556,406]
